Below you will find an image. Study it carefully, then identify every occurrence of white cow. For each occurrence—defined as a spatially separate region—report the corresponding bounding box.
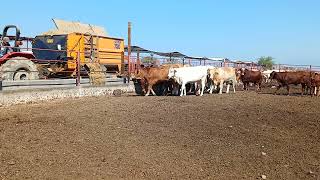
[207,67,237,94]
[168,66,210,96]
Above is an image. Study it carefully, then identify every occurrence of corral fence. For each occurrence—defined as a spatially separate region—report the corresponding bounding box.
[124,46,320,75]
[1,44,320,91]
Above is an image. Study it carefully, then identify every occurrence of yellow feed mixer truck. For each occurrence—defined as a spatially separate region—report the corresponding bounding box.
[0,19,125,84]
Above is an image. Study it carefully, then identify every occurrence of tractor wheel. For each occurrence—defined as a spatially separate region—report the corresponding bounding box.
[0,57,39,81]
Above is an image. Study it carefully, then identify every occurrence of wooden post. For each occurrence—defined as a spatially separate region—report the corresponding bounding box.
[120,51,126,83]
[127,22,132,83]
[0,78,2,91]
[137,49,140,70]
[76,51,81,86]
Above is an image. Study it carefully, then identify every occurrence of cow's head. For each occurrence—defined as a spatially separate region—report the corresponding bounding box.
[139,78,147,94]
[207,68,217,78]
[168,68,176,79]
[269,71,276,80]
[311,73,320,86]
[235,68,244,82]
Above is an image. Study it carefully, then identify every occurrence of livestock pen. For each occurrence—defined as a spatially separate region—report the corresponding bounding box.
[0,90,319,179]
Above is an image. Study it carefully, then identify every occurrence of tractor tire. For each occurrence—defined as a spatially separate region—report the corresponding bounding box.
[0,57,39,81]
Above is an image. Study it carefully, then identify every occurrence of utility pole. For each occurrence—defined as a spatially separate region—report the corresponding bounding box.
[127,22,132,83]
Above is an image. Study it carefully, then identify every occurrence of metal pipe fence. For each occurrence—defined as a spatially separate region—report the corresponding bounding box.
[1,45,320,91]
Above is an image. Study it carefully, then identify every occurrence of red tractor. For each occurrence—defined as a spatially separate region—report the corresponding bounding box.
[0,25,39,80]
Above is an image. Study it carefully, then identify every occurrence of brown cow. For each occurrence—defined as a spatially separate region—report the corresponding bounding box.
[311,73,320,96]
[238,68,263,91]
[134,64,185,96]
[269,71,313,95]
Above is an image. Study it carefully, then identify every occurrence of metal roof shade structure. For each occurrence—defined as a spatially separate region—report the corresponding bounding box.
[125,45,187,58]
[42,19,108,36]
[125,45,229,62]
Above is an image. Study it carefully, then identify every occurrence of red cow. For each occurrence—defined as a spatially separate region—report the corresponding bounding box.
[238,68,262,91]
[269,71,313,95]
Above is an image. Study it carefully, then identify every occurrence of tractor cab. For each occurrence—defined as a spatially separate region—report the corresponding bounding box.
[0,25,23,57]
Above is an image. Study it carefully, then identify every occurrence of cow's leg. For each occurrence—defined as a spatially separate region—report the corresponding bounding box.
[317,86,320,96]
[188,83,194,93]
[150,85,156,96]
[180,84,184,96]
[226,83,230,94]
[145,86,151,96]
[287,85,290,96]
[184,83,188,96]
[209,83,214,94]
[274,84,282,95]
[172,83,179,96]
[232,79,236,93]
[311,86,315,97]
[162,82,169,96]
[254,83,257,91]
[219,81,224,94]
[145,83,156,96]
[257,82,262,92]
[180,83,186,96]
[301,84,305,96]
[200,79,206,96]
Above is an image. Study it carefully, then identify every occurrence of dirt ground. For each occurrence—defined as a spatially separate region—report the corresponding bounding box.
[0,88,319,179]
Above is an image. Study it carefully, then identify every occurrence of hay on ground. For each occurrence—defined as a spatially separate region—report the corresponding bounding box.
[85,63,106,86]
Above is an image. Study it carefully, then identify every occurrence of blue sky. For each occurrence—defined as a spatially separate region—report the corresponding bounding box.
[1,0,319,65]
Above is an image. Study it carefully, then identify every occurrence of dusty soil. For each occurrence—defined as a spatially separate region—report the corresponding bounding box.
[0,89,319,179]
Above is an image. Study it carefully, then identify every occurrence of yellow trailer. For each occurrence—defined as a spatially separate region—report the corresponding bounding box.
[33,33,125,75]
[66,33,125,72]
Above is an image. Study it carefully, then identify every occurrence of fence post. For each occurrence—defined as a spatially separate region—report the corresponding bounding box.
[0,78,2,91]
[127,22,132,84]
[76,51,81,86]
[137,50,140,71]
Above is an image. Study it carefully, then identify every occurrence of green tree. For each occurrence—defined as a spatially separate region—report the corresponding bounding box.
[141,56,155,64]
[257,56,275,69]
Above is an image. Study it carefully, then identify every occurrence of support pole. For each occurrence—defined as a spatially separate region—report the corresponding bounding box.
[127,22,132,83]
[76,51,81,86]
[0,78,2,91]
[137,49,140,70]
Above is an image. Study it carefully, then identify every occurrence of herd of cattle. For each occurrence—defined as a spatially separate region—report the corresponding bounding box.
[132,64,320,97]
